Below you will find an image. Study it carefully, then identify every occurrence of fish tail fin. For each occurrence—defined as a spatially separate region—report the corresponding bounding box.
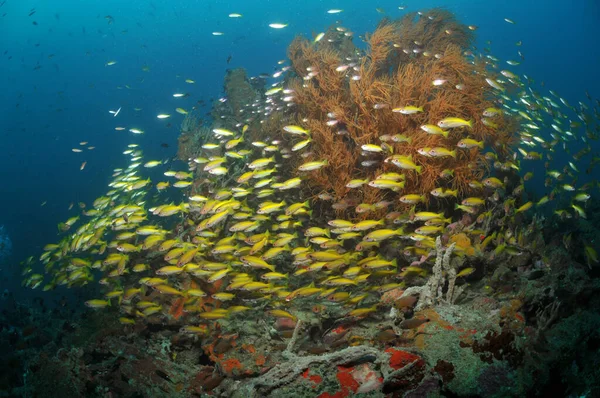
[450,150,456,158]
[415,165,423,174]
[408,205,416,221]
[478,141,484,149]
[442,130,449,139]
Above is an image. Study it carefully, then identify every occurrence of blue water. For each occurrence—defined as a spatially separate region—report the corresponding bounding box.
[1,0,599,298]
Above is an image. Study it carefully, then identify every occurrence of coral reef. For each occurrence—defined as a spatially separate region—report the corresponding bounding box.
[16,7,600,398]
[6,243,600,397]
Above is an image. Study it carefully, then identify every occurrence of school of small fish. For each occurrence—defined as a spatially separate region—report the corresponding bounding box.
[22,6,600,331]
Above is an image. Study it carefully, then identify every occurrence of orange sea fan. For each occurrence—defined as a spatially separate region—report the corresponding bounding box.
[365,22,397,73]
[283,10,520,219]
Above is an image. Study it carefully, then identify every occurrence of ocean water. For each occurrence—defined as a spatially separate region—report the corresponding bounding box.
[1,0,600,395]
[1,1,599,296]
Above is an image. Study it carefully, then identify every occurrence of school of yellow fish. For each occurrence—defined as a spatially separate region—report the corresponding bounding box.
[22,10,600,331]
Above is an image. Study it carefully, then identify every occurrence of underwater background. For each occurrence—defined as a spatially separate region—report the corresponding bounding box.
[2,0,600,397]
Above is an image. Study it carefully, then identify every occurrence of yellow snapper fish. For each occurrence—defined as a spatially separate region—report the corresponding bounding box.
[283,125,310,135]
[144,160,162,168]
[515,201,533,213]
[399,194,425,204]
[275,177,302,190]
[385,155,422,173]
[430,188,457,198]
[367,179,404,191]
[457,139,484,149]
[351,219,384,231]
[363,229,404,242]
[392,105,424,114]
[292,138,312,151]
[361,144,389,153]
[346,179,368,188]
[462,197,485,206]
[571,204,586,218]
[420,124,449,138]
[483,177,504,189]
[85,299,110,309]
[428,147,456,158]
[240,256,275,271]
[414,212,449,222]
[298,160,328,171]
[485,78,505,91]
[483,107,502,117]
[268,309,297,321]
[212,128,235,137]
[437,117,473,129]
